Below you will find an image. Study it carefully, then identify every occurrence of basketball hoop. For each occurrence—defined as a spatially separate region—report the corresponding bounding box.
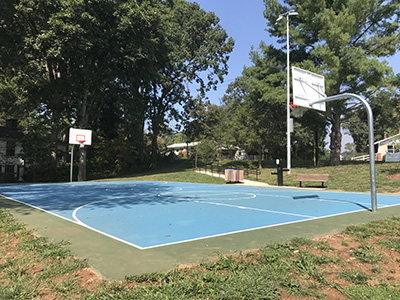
[76,134,86,144]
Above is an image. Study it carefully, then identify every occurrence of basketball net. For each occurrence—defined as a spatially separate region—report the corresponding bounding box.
[290,102,306,118]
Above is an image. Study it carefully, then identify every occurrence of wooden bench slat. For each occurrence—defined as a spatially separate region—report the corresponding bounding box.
[296,174,329,187]
[297,174,329,182]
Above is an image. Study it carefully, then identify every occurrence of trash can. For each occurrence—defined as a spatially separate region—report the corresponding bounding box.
[225,169,244,182]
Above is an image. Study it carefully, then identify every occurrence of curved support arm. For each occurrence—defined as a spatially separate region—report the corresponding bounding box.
[310,93,377,212]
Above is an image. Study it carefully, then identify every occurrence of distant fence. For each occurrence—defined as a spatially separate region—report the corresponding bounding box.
[351,154,378,161]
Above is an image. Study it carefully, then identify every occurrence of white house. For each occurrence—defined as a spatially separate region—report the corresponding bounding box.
[166,142,201,157]
[374,132,400,162]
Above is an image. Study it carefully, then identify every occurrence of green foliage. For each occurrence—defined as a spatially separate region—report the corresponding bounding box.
[263,0,400,165]
[0,0,233,180]
[89,135,138,179]
[196,138,218,164]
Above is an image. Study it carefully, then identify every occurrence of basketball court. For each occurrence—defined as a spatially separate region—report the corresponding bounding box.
[2,181,400,250]
[2,180,400,279]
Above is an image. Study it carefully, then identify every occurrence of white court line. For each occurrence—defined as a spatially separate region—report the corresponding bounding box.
[72,196,145,250]
[0,195,155,250]
[291,196,371,206]
[141,206,373,250]
[159,191,257,200]
[257,192,372,206]
[176,198,315,218]
[158,191,315,218]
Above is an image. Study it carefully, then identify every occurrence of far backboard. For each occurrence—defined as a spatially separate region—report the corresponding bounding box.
[292,67,326,112]
[69,128,92,145]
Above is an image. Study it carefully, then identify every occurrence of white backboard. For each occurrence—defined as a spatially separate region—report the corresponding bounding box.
[292,67,326,112]
[69,128,92,145]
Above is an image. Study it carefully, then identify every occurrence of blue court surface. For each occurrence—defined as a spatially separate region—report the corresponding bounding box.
[1,181,400,250]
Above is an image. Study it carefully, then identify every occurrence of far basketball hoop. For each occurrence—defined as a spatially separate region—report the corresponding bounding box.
[292,67,326,112]
[69,128,92,146]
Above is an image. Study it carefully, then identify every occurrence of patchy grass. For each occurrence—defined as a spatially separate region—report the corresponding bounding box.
[0,209,99,299]
[2,209,400,299]
[194,160,400,193]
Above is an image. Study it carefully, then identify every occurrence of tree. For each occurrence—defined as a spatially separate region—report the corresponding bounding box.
[346,76,400,152]
[145,0,234,168]
[221,42,326,167]
[0,0,234,181]
[263,0,400,165]
[0,0,171,179]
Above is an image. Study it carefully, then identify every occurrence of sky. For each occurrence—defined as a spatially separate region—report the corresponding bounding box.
[187,0,400,151]
[187,0,270,104]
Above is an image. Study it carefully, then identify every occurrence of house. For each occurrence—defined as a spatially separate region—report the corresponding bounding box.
[375,131,400,162]
[166,142,200,157]
[0,119,24,182]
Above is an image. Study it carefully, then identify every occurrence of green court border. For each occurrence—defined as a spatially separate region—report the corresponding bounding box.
[2,194,400,280]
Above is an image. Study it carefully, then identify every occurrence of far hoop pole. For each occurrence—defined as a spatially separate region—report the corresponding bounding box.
[70,145,74,182]
[310,93,377,212]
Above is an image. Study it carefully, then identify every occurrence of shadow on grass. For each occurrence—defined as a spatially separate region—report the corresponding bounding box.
[110,159,194,179]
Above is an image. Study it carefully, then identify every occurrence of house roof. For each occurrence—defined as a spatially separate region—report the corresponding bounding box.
[167,142,200,149]
[374,133,400,146]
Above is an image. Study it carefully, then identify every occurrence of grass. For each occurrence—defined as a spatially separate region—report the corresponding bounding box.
[0,210,92,299]
[144,159,400,193]
[2,208,400,299]
[94,158,400,193]
[98,159,225,185]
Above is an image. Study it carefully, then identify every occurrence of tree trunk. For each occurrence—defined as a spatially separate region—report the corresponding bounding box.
[314,126,318,167]
[329,113,342,166]
[258,145,262,169]
[151,122,159,169]
[195,148,198,169]
[50,120,58,170]
[139,120,145,166]
[78,144,86,181]
[78,87,89,180]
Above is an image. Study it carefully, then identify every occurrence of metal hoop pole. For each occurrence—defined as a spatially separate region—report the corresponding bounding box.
[310,93,377,211]
[70,144,74,182]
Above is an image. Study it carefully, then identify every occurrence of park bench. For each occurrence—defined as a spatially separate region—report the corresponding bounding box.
[297,174,329,188]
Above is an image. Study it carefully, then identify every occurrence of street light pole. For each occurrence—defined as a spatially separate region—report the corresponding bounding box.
[276,11,298,173]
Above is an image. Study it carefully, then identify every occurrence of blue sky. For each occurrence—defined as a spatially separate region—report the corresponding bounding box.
[187,0,270,104]
[189,0,400,105]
